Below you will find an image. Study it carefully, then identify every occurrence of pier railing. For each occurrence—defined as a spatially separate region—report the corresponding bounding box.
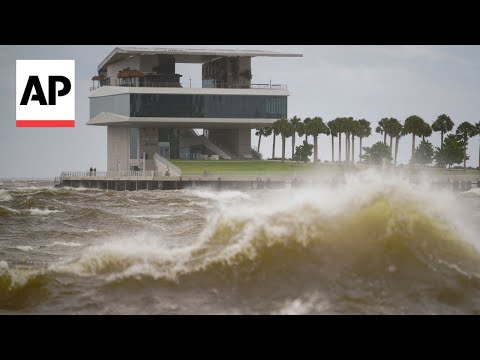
[60,170,157,178]
[90,80,287,91]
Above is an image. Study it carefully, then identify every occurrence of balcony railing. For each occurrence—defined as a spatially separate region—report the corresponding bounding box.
[90,81,287,91]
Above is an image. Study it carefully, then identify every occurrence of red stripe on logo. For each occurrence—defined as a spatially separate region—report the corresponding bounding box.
[16,120,75,128]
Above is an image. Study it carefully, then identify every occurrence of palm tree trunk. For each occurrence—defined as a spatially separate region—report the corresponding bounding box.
[348,134,352,162]
[347,132,350,162]
[345,133,348,163]
[351,135,355,164]
[331,135,334,163]
[314,135,318,162]
[257,133,262,153]
[411,133,415,162]
[395,136,399,166]
[359,137,363,161]
[389,136,393,155]
[290,135,294,160]
[339,133,342,163]
[282,136,286,163]
[441,131,444,149]
[464,146,466,170]
[272,134,276,159]
[384,132,387,145]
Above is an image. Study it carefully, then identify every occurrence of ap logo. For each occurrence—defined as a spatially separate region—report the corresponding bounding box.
[16,60,75,127]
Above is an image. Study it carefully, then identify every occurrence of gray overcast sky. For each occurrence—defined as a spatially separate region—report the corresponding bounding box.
[1,45,479,178]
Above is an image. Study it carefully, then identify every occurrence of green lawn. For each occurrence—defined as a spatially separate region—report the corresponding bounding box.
[170,160,315,175]
[171,160,480,176]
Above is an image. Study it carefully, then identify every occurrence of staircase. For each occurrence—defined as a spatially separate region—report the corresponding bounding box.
[154,153,182,176]
[181,135,233,160]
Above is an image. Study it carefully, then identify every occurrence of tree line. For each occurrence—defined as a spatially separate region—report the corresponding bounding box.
[255,115,480,169]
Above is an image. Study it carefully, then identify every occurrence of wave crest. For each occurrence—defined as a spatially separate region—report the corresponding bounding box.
[58,173,480,291]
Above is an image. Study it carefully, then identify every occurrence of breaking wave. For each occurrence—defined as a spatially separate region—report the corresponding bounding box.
[0,205,62,217]
[2,171,480,313]
[0,190,13,202]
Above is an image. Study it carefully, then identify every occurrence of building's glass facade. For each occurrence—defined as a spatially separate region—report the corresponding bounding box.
[130,94,287,119]
[90,94,130,119]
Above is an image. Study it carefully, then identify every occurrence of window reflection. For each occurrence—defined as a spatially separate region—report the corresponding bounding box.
[130,94,287,119]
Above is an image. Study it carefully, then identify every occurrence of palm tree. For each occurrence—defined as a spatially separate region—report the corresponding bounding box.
[334,117,346,163]
[255,127,271,154]
[350,120,360,164]
[476,121,480,170]
[262,127,272,153]
[303,117,312,142]
[421,122,432,142]
[357,119,371,161]
[389,120,403,166]
[290,116,302,159]
[271,121,281,160]
[376,118,389,144]
[276,118,295,163]
[403,115,426,163]
[456,121,479,170]
[297,121,306,144]
[327,120,338,163]
[432,114,454,149]
[306,117,330,162]
[255,128,263,151]
[385,118,400,155]
[344,117,354,163]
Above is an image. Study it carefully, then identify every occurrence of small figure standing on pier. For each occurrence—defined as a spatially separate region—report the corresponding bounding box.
[165,167,170,177]
[89,167,93,176]
[94,168,96,176]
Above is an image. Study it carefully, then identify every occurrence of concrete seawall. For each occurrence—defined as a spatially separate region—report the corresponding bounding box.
[55,173,480,191]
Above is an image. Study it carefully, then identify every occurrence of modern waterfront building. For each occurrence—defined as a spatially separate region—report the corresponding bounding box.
[88,47,302,173]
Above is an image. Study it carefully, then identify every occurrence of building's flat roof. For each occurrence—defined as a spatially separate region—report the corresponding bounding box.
[98,47,303,72]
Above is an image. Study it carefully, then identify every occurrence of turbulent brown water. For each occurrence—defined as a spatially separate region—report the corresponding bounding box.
[1,170,480,314]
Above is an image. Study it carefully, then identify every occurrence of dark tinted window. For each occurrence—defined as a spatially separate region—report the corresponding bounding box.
[130,94,287,119]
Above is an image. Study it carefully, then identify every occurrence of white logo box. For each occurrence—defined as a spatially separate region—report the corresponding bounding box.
[16,60,75,127]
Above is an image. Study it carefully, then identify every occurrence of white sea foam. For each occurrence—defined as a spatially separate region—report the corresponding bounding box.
[465,188,480,196]
[188,190,250,201]
[0,205,20,214]
[276,293,331,315]
[0,189,13,202]
[29,208,63,215]
[187,201,214,209]
[130,214,170,219]
[49,242,82,247]
[0,260,9,271]
[16,246,34,252]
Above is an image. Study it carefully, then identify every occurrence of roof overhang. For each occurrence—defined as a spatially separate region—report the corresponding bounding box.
[87,113,277,129]
[98,47,303,72]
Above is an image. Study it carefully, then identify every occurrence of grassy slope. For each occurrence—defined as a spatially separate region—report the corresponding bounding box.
[170,160,313,174]
[171,160,480,176]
